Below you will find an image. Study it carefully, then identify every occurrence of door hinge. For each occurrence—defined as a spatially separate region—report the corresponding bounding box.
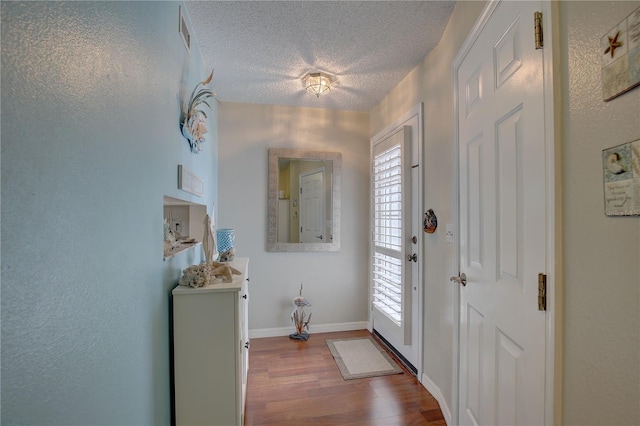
[534,11,544,50]
[538,273,547,311]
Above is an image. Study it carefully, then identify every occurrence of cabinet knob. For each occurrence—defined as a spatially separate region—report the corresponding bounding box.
[242,294,247,299]
[246,277,250,282]
[244,341,250,349]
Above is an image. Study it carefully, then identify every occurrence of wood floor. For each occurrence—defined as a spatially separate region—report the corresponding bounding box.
[244,329,446,425]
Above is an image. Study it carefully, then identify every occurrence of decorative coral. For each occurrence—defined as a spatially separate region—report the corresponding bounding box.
[290,284,312,340]
[181,69,215,154]
[178,261,241,288]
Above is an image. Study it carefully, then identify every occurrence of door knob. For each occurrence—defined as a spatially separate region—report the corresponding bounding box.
[407,253,417,262]
[450,273,467,286]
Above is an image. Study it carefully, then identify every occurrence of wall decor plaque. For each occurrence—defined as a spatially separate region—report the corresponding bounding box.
[178,165,204,198]
[601,5,640,101]
[602,139,640,216]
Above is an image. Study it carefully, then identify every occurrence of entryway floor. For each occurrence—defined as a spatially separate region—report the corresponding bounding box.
[244,329,446,425]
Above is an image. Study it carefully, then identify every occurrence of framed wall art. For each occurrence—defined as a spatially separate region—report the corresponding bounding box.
[178,165,204,198]
[601,5,640,101]
[602,139,640,216]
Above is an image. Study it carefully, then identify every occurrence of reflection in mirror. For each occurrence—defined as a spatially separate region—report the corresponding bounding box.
[277,158,332,244]
[268,149,341,252]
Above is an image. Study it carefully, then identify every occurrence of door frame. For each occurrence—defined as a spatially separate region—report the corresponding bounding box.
[368,103,424,379]
[451,1,560,425]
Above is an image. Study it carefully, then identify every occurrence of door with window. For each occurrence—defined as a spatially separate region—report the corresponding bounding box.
[371,122,420,371]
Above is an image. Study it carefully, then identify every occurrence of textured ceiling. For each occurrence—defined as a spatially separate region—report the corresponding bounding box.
[184,1,455,112]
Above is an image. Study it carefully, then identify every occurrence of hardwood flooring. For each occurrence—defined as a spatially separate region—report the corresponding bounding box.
[244,329,446,425]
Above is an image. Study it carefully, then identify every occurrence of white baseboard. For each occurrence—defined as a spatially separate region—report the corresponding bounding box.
[421,372,452,426]
[249,321,368,339]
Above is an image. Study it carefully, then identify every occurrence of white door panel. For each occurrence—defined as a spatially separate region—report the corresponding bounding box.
[456,1,547,425]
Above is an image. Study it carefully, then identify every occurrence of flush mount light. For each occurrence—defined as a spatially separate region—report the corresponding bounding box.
[304,72,332,97]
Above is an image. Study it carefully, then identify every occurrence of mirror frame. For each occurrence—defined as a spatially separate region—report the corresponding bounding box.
[267,148,341,252]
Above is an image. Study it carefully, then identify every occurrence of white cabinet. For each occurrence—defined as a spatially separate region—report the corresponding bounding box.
[173,258,249,426]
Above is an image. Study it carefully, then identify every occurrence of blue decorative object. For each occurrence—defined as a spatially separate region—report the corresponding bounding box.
[217,228,235,254]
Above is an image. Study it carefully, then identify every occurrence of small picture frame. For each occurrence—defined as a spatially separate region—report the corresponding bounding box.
[178,165,204,198]
[602,139,640,216]
[179,6,191,54]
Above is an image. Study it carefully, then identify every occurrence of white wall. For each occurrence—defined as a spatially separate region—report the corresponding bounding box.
[369,1,486,417]
[560,2,640,424]
[1,2,217,423]
[218,102,370,334]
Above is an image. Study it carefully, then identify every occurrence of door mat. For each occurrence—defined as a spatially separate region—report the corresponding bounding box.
[326,336,403,380]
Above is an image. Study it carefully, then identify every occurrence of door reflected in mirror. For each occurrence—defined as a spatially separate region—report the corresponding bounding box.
[268,149,341,252]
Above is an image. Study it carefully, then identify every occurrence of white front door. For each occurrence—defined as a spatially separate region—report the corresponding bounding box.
[370,114,421,372]
[299,169,325,243]
[455,1,550,425]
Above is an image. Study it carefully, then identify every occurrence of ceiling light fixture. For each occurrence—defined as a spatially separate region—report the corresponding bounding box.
[304,72,332,97]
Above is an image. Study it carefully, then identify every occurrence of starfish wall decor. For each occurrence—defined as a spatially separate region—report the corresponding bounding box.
[600,5,640,101]
[604,30,623,58]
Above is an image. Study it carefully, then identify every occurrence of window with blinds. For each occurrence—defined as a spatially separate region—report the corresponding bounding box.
[372,144,403,326]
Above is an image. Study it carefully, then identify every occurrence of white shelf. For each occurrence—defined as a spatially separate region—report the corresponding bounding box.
[163,241,202,260]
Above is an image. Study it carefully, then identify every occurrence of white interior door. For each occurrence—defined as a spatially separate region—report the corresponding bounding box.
[299,169,325,243]
[455,1,548,425]
[371,124,420,371]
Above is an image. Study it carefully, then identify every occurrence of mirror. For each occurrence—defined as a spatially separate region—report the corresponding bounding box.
[268,148,341,252]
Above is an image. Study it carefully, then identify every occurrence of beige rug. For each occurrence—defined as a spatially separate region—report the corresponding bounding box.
[326,337,403,380]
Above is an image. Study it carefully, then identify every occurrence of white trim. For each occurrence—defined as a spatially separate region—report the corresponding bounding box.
[451,1,557,425]
[369,103,424,379]
[422,372,452,426]
[541,1,560,424]
[248,321,368,339]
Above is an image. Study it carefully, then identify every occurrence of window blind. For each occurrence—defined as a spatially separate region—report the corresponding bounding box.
[372,144,403,326]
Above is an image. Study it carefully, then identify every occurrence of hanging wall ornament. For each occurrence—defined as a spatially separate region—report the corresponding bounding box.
[423,209,438,234]
[181,69,215,154]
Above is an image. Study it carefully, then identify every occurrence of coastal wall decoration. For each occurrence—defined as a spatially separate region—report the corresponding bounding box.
[601,5,640,101]
[178,165,204,197]
[423,209,438,233]
[181,69,215,153]
[602,139,640,216]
